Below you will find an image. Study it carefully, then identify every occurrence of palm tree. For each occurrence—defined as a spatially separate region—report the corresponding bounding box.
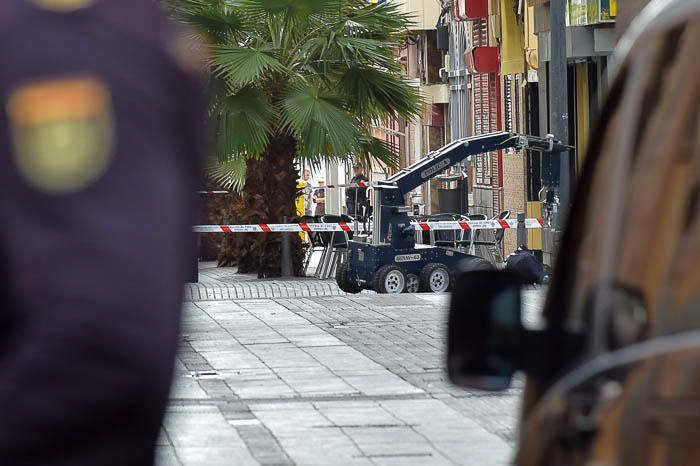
[167,0,422,277]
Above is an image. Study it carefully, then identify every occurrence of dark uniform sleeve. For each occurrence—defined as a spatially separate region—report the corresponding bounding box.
[0,1,205,465]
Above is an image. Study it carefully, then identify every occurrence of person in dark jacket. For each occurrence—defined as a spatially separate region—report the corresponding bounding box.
[0,1,203,465]
[313,178,327,216]
[346,164,369,218]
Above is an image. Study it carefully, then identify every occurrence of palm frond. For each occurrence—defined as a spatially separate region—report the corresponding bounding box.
[166,0,246,41]
[302,35,396,70]
[341,1,415,39]
[212,45,287,87]
[281,83,361,158]
[205,156,248,192]
[237,0,343,24]
[165,0,421,184]
[339,66,422,121]
[213,86,274,160]
[355,133,400,169]
[294,120,333,162]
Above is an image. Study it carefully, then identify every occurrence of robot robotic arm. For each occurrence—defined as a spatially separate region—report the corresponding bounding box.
[370,132,570,248]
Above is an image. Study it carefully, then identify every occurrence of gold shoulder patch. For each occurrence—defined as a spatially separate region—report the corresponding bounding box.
[30,0,96,12]
[7,76,114,193]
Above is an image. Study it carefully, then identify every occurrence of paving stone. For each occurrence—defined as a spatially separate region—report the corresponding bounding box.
[227,380,297,400]
[235,425,293,466]
[369,453,454,466]
[187,262,374,301]
[247,344,320,369]
[200,350,268,371]
[165,268,546,465]
[341,373,424,397]
[434,440,513,466]
[170,377,210,400]
[174,447,258,466]
[248,401,316,411]
[342,426,425,445]
[197,378,236,398]
[274,292,547,443]
[317,405,400,427]
[165,411,246,449]
[275,441,364,466]
[187,338,243,352]
[357,442,438,458]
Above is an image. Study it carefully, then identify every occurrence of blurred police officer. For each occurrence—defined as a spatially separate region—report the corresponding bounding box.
[0,0,203,465]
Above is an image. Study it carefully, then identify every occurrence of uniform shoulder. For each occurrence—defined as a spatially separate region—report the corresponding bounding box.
[0,2,22,25]
[99,0,171,36]
[98,0,206,75]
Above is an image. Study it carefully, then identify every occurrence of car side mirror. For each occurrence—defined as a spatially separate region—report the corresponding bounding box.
[447,270,529,391]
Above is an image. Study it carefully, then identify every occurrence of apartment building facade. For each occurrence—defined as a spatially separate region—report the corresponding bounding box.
[445,0,620,254]
[371,0,641,256]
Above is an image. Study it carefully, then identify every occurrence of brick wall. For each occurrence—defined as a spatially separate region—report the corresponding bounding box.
[501,151,526,255]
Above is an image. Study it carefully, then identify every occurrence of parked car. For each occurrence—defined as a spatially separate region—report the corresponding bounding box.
[447,1,700,465]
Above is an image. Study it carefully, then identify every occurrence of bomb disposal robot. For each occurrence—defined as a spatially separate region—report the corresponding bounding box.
[336,132,569,294]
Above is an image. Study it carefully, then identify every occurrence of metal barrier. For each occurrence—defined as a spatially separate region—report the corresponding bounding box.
[193,215,543,281]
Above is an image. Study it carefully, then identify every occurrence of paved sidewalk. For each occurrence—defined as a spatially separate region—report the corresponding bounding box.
[185,262,369,301]
[161,266,545,465]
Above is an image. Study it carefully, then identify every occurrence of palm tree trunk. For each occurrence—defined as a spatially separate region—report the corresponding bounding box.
[217,134,305,277]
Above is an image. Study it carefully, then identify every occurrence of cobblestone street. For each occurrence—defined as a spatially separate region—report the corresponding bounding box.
[159,265,542,466]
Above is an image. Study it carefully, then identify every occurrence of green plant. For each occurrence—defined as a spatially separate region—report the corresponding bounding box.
[166,0,422,276]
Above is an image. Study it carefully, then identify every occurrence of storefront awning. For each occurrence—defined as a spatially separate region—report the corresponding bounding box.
[500,0,525,75]
[465,46,499,74]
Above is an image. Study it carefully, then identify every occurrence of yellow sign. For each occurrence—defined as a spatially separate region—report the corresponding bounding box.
[500,0,525,76]
[7,76,114,193]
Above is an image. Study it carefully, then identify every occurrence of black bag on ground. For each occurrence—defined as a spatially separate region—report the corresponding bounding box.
[505,247,545,284]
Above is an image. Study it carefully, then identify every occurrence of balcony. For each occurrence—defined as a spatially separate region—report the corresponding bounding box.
[394,0,441,30]
[420,84,450,105]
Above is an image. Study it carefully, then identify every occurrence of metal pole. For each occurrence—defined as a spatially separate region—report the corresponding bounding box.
[550,0,570,216]
[540,0,570,267]
[327,161,342,215]
[517,212,527,249]
[281,215,292,277]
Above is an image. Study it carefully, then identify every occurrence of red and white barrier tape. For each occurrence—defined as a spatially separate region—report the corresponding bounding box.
[194,223,354,233]
[193,218,545,233]
[415,218,545,231]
